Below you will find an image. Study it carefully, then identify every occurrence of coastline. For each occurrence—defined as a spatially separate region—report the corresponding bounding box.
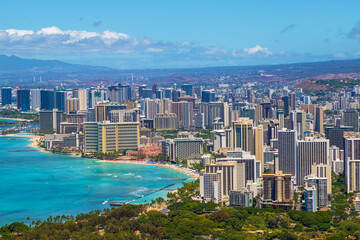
[95,159,199,178]
[0,117,31,122]
[2,133,199,179]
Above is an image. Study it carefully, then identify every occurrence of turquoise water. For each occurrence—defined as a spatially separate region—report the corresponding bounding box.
[0,136,190,226]
[0,118,22,123]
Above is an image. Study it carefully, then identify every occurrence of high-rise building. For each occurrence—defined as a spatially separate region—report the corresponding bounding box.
[110,109,140,123]
[203,161,246,198]
[311,164,332,194]
[231,118,264,172]
[247,89,255,103]
[232,118,254,153]
[278,129,297,179]
[254,125,264,173]
[344,135,360,193]
[1,87,12,106]
[325,126,354,150]
[83,121,140,153]
[202,90,215,102]
[200,171,223,203]
[109,84,132,103]
[67,98,80,114]
[289,92,296,110]
[263,171,293,202]
[304,174,328,208]
[217,151,259,183]
[229,189,253,207]
[297,138,329,186]
[144,98,157,120]
[330,145,344,174]
[290,110,306,136]
[95,102,127,122]
[39,109,63,133]
[17,89,30,111]
[194,113,205,129]
[172,101,194,129]
[154,113,179,130]
[55,91,67,112]
[282,96,290,117]
[342,108,359,132]
[181,84,193,96]
[30,89,41,110]
[208,102,229,127]
[174,138,203,160]
[77,89,88,111]
[314,106,324,134]
[40,90,55,110]
[304,186,317,212]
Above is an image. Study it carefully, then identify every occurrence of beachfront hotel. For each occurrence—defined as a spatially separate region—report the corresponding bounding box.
[83,121,140,153]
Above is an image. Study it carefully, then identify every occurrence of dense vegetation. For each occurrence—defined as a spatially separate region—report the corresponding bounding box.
[0,110,38,122]
[0,176,359,240]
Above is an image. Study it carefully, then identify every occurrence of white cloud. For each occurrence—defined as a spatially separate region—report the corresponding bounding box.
[243,45,273,55]
[5,29,34,36]
[0,26,279,68]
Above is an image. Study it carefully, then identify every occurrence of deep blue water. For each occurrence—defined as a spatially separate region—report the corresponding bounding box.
[0,136,190,226]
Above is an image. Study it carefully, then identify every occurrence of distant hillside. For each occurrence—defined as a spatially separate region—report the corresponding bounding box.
[2,54,360,87]
[0,54,114,72]
[295,78,360,93]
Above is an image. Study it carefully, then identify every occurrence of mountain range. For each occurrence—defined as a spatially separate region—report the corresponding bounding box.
[1,54,360,86]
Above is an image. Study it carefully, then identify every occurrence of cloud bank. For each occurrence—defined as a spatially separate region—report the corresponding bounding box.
[0,26,274,58]
[1,26,337,68]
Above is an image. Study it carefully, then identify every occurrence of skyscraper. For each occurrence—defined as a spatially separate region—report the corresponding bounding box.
[263,171,293,202]
[55,91,67,112]
[181,84,193,96]
[1,87,12,106]
[282,96,290,117]
[278,129,297,180]
[201,90,215,102]
[342,108,359,132]
[344,135,360,193]
[325,126,354,150]
[40,90,55,110]
[39,109,63,133]
[203,161,246,197]
[289,92,296,110]
[231,118,254,153]
[297,138,329,186]
[17,89,30,111]
[77,89,88,110]
[67,98,80,114]
[30,89,41,110]
[314,106,324,134]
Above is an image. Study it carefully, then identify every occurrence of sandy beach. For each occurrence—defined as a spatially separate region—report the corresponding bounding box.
[95,159,199,178]
[0,133,47,152]
[0,117,32,122]
[1,133,198,178]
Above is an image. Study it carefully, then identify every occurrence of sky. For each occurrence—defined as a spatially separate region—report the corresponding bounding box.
[1,0,360,69]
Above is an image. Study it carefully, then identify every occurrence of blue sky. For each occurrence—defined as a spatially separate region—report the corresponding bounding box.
[1,0,360,69]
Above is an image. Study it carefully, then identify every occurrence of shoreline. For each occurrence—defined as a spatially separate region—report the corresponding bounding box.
[95,159,199,178]
[0,117,32,122]
[2,133,199,179]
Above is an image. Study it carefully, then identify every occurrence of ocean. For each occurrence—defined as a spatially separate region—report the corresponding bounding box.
[0,136,190,226]
[0,118,22,123]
